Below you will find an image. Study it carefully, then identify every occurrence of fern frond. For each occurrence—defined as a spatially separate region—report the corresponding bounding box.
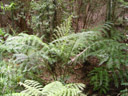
[4,33,49,53]
[8,80,86,96]
[66,83,85,91]
[89,67,110,94]
[19,80,43,96]
[53,16,72,40]
[42,81,63,95]
[4,93,28,96]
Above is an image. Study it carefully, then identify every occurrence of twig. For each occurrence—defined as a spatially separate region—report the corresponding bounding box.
[70,47,88,63]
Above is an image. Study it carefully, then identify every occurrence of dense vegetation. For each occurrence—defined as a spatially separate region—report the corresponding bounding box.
[0,0,128,96]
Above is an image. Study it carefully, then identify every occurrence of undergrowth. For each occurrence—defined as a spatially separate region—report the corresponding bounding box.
[0,15,127,95]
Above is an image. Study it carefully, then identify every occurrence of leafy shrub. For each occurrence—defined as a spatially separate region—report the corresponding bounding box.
[0,61,23,95]
[30,0,55,41]
[0,2,15,11]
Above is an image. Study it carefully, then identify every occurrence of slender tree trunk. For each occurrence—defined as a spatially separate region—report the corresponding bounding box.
[52,0,57,29]
[106,0,112,21]
[75,0,83,32]
[106,0,117,22]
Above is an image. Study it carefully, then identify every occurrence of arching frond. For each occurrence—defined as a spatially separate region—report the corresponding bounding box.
[7,80,86,96]
[4,33,49,53]
[19,80,43,96]
[53,15,72,40]
[4,93,28,96]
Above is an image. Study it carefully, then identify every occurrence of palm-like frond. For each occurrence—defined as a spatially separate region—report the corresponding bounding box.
[4,33,49,53]
[4,93,28,96]
[6,80,86,96]
[51,21,127,69]
[19,80,43,96]
[53,16,72,41]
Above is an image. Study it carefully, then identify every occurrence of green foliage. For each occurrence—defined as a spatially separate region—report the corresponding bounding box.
[120,83,128,96]
[1,16,74,81]
[53,15,72,40]
[5,80,86,96]
[2,16,127,81]
[2,33,50,75]
[0,28,5,36]
[0,2,15,11]
[0,14,127,95]
[51,20,127,94]
[0,61,23,95]
[110,69,128,88]
[52,21,128,69]
[4,33,48,53]
[118,0,128,6]
[0,0,127,95]
[30,0,55,40]
[89,67,110,94]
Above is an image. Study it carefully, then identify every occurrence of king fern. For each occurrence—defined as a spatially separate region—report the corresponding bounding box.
[5,80,86,96]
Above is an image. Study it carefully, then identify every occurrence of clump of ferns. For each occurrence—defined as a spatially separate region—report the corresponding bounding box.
[54,20,127,67]
[2,15,128,81]
[52,18,128,93]
[47,16,75,80]
[1,33,50,75]
[86,24,128,94]
[5,80,86,96]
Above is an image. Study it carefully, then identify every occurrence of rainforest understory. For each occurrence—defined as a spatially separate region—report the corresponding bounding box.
[0,0,128,96]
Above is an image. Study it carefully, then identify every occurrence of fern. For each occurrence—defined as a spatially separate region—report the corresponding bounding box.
[52,21,128,70]
[5,93,27,96]
[111,69,128,88]
[6,80,86,96]
[120,83,128,96]
[88,67,110,94]
[53,15,72,40]
[9,18,127,80]
[19,80,43,96]
[2,16,127,90]
[2,33,50,70]
[4,33,48,53]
